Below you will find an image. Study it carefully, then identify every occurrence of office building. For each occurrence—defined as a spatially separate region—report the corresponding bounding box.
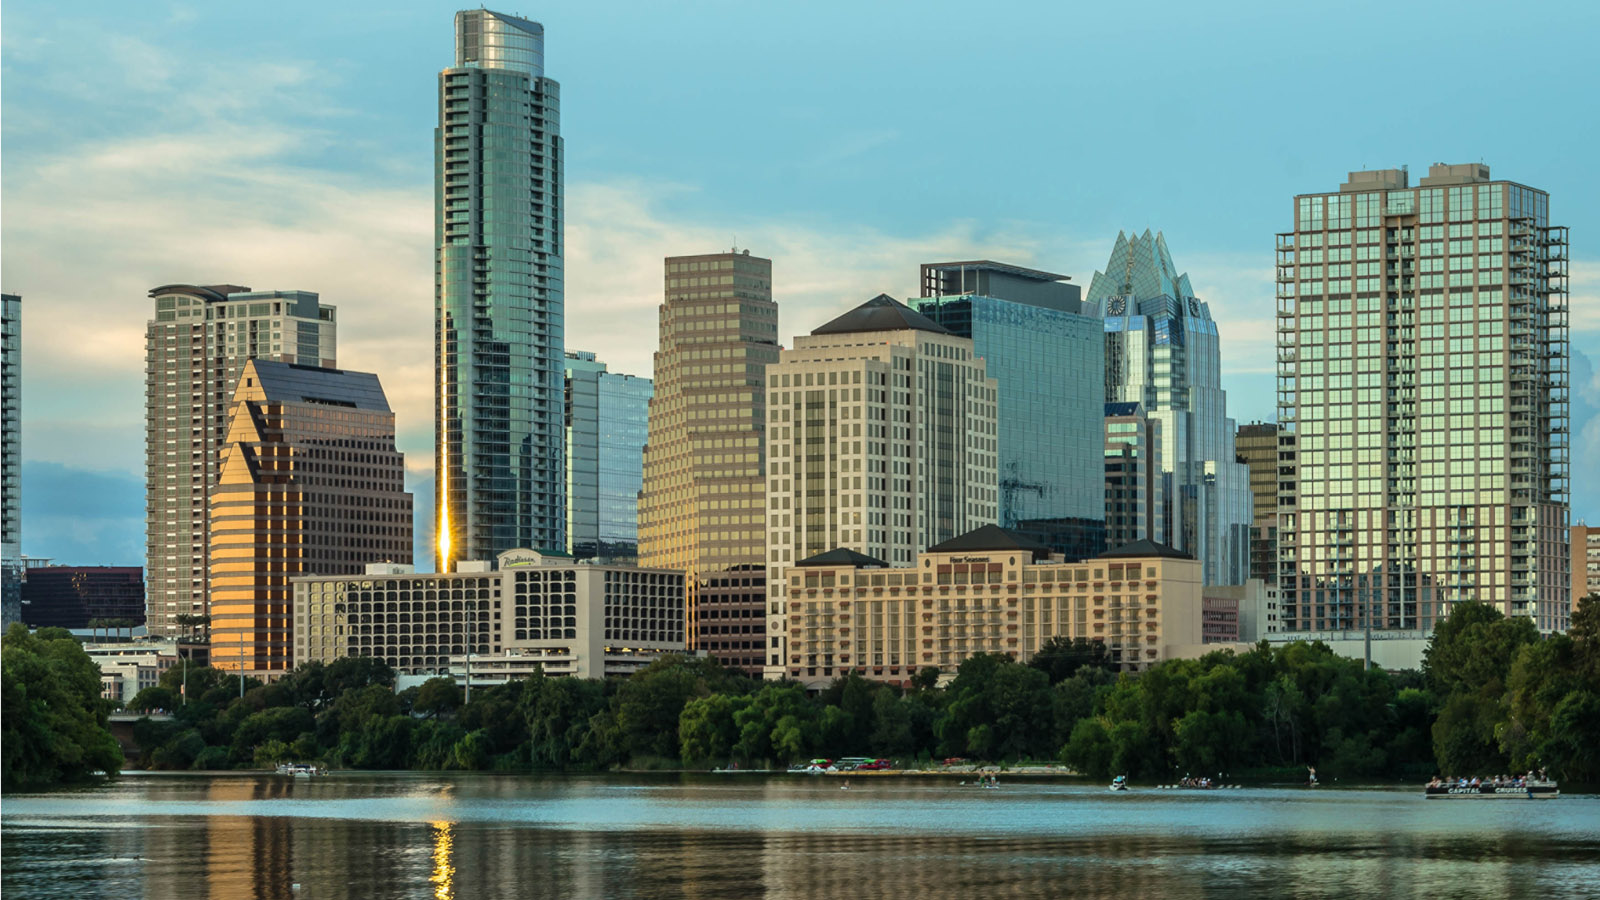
[638,250,777,672]
[565,351,651,563]
[1235,422,1282,585]
[436,9,566,571]
[1090,230,1254,586]
[1275,163,1570,633]
[19,566,145,630]
[209,360,412,675]
[780,525,1200,687]
[1104,402,1164,550]
[1205,579,1278,643]
[144,284,336,638]
[1571,524,1600,610]
[764,294,999,677]
[85,642,179,705]
[292,549,685,680]
[2,293,19,627]
[916,261,1105,557]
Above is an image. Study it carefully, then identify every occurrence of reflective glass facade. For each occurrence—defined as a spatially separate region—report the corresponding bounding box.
[565,351,652,563]
[916,267,1104,550]
[1091,231,1253,585]
[436,9,564,570]
[1276,164,1570,633]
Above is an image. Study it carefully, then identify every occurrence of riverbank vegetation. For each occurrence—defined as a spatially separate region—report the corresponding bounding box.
[105,596,1599,782]
[2,624,124,790]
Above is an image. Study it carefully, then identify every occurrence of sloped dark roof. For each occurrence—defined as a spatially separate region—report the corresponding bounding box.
[811,294,954,336]
[927,524,1051,557]
[795,548,891,568]
[248,359,391,412]
[1096,539,1193,560]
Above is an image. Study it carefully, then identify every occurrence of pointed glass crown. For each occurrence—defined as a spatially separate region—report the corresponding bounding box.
[1085,229,1196,304]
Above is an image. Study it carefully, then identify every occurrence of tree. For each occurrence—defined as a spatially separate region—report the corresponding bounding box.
[2,624,123,789]
[413,678,463,719]
[679,693,750,764]
[1029,637,1116,684]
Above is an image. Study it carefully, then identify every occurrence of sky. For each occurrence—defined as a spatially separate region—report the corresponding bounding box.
[3,0,1598,567]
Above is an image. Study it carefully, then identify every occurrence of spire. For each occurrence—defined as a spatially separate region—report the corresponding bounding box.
[1085,229,1196,305]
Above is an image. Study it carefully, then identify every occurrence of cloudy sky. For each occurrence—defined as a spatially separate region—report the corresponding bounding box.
[4,0,1597,567]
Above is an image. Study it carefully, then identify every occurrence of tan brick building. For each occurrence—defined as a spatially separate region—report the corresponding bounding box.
[782,526,1201,688]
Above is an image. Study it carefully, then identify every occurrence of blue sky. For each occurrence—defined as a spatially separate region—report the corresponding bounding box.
[4,0,1598,566]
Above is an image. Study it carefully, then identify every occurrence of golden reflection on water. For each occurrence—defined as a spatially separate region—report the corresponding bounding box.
[431,821,455,900]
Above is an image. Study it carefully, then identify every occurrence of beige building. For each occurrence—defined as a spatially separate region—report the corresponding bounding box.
[1276,163,1570,634]
[86,641,179,704]
[1573,524,1600,609]
[144,285,336,638]
[764,295,999,678]
[210,360,412,676]
[637,250,777,673]
[780,526,1200,688]
[292,550,686,680]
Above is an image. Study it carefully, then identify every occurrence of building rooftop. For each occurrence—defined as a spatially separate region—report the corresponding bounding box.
[921,260,1071,283]
[1085,230,1195,305]
[1097,539,1193,561]
[148,284,251,303]
[926,524,1051,558]
[811,294,953,337]
[795,548,891,568]
[246,359,391,412]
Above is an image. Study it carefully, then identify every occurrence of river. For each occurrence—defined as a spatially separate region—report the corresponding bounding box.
[3,773,1597,899]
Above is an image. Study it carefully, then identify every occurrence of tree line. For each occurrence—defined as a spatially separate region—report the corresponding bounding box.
[5,599,1597,790]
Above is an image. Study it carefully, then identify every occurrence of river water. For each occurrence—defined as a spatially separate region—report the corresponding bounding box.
[3,773,1597,899]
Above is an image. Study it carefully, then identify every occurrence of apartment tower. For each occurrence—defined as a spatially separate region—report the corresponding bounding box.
[764,294,999,677]
[436,9,565,570]
[1275,163,1570,633]
[915,261,1106,558]
[565,350,652,563]
[1090,231,1254,586]
[144,285,336,637]
[637,250,777,672]
[209,360,412,675]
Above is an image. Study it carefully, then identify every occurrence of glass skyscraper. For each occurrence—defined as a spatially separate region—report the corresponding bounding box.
[1090,230,1253,585]
[916,261,1105,558]
[436,9,564,570]
[565,350,652,564]
[1275,163,1570,634]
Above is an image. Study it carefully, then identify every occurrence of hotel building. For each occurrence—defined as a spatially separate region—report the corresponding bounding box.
[292,549,685,680]
[764,295,999,678]
[144,284,336,637]
[1275,163,1570,633]
[209,360,412,675]
[781,525,1200,687]
[637,250,777,673]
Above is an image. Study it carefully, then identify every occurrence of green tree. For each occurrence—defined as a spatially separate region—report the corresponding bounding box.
[2,624,123,789]
[413,677,464,719]
[679,693,750,763]
[1029,636,1116,684]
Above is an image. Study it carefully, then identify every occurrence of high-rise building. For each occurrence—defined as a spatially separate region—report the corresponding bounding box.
[638,250,777,672]
[565,350,651,563]
[1275,163,1570,633]
[1090,230,1253,586]
[1104,402,1164,550]
[915,261,1105,558]
[2,292,20,627]
[1235,422,1282,585]
[1572,524,1600,609]
[764,294,999,676]
[144,285,336,638]
[435,9,565,571]
[209,360,412,675]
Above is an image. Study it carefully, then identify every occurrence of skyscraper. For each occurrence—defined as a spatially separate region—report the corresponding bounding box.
[915,261,1106,558]
[764,294,999,676]
[1104,401,1164,550]
[1,293,20,627]
[638,250,777,672]
[1090,231,1253,586]
[1276,163,1570,633]
[436,9,565,571]
[144,285,336,638]
[1235,422,1282,586]
[565,350,651,563]
[210,360,412,675]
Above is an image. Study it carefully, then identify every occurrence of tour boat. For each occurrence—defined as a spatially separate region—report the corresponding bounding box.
[1109,775,1129,792]
[1423,780,1558,799]
[275,763,324,777]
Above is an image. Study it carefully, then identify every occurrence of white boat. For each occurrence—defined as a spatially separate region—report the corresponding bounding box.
[275,763,324,777]
[1423,780,1558,799]
[1109,775,1129,792]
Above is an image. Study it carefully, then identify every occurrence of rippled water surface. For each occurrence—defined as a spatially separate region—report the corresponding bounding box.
[4,773,1598,899]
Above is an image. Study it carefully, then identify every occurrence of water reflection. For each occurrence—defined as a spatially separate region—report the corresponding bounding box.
[3,776,1599,900]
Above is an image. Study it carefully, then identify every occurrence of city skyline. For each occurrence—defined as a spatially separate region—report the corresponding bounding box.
[2,2,1598,568]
